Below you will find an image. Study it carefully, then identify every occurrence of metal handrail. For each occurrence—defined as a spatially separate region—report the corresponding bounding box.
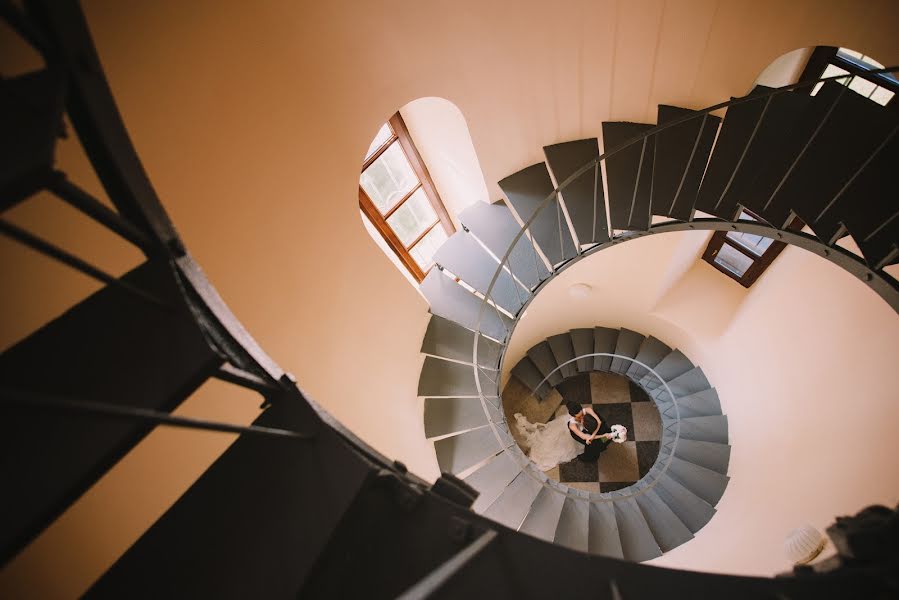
[467,66,899,480]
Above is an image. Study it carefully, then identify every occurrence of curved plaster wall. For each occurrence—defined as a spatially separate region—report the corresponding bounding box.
[504,229,899,576]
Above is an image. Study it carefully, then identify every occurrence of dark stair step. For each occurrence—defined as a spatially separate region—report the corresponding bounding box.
[651,105,721,221]
[602,121,655,231]
[0,260,221,564]
[420,315,502,369]
[547,333,577,379]
[694,86,811,221]
[569,328,595,372]
[527,341,563,387]
[592,327,619,372]
[498,163,577,266]
[543,139,609,246]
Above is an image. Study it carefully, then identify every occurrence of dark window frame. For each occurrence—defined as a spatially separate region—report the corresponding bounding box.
[702,211,804,288]
[359,112,454,283]
[799,46,898,114]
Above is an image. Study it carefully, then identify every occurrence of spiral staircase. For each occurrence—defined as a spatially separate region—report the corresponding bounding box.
[2,2,898,598]
[423,327,730,560]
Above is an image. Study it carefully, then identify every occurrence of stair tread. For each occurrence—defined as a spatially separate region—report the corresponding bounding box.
[518,487,566,541]
[421,314,502,369]
[483,470,544,529]
[613,496,663,561]
[464,451,524,513]
[570,328,595,373]
[418,356,499,398]
[602,121,656,231]
[434,426,505,475]
[666,456,730,506]
[458,200,550,289]
[611,328,644,374]
[587,501,625,558]
[527,341,564,386]
[672,438,731,475]
[432,232,525,315]
[498,162,577,266]
[420,269,512,342]
[652,105,721,221]
[654,474,717,533]
[544,138,609,245]
[548,333,577,379]
[593,327,619,372]
[635,488,694,552]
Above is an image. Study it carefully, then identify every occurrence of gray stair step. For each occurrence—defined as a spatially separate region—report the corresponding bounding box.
[527,341,563,387]
[458,200,550,289]
[423,397,497,438]
[543,139,609,245]
[548,333,577,379]
[570,328,595,372]
[593,327,619,372]
[498,162,577,266]
[611,328,644,374]
[432,231,526,315]
[641,349,693,391]
[420,315,502,369]
[483,470,544,529]
[510,358,551,401]
[666,456,730,506]
[434,426,505,475]
[651,366,710,400]
[613,497,663,562]
[465,451,523,513]
[673,439,731,475]
[654,474,717,533]
[587,501,624,559]
[417,356,499,398]
[651,105,721,221]
[518,487,566,541]
[676,388,722,418]
[694,86,811,220]
[602,121,655,231]
[554,497,589,552]
[420,269,512,342]
[626,336,671,382]
[679,415,729,444]
[635,488,694,552]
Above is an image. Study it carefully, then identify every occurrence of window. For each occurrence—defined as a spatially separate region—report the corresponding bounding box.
[801,46,898,111]
[359,113,454,282]
[702,210,804,287]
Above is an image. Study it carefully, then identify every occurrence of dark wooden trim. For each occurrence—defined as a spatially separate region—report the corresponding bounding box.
[407,220,439,251]
[359,187,426,282]
[389,112,455,235]
[702,211,804,287]
[382,182,423,219]
[798,45,897,113]
[361,124,398,170]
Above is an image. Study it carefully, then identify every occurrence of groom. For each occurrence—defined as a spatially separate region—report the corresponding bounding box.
[566,401,612,462]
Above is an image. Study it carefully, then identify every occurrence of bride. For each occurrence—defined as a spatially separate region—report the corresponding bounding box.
[513,410,583,471]
[515,404,627,471]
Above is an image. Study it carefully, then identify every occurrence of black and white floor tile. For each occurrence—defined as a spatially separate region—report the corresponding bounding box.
[514,372,662,493]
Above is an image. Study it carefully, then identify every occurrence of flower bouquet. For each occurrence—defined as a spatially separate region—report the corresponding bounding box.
[609,424,628,443]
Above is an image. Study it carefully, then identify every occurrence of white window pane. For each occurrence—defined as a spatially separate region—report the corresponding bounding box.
[714,243,754,277]
[410,226,448,270]
[838,48,863,61]
[387,188,437,246]
[365,123,393,161]
[848,75,877,98]
[726,230,774,256]
[822,64,850,84]
[870,86,895,106]
[360,143,418,213]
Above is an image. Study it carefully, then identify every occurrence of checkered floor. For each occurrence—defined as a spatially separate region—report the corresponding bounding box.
[536,372,661,493]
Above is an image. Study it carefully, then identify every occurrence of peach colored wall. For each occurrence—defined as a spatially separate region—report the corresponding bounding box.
[1,0,898,595]
[505,234,899,577]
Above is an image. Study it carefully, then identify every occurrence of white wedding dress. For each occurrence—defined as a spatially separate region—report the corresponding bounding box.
[514,412,583,471]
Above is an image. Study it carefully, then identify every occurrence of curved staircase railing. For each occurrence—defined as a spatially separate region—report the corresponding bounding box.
[2,2,898,597]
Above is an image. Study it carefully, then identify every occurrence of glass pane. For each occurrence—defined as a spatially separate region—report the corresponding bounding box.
[360,143,418,213]
[848,75,877,98]
[387,187,437,246]
[837,48,863,61]
[714,243,754,277]
[726,230,774,256]
[410,225,448,270]
[736,210,757,222]
[365,123,393,161]
[870,86,895,106]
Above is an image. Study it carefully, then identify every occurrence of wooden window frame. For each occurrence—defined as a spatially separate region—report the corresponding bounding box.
[799,46,898,114]
[702,211,804,288]
[359,112,455,283]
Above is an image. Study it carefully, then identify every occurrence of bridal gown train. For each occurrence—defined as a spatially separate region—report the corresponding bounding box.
[514,413,583,471]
